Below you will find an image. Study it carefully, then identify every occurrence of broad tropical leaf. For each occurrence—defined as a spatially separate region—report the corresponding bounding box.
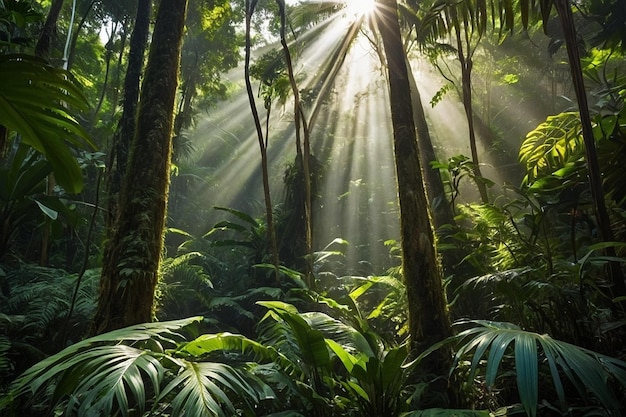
[7,318,202,415]
[415,320,626,416]
[0,54,93,193]
[6,318,277,416]
[158,360,270,417]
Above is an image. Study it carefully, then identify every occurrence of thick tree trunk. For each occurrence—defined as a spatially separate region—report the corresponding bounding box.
[105,0,151,233]
[92,0,188,334]
[377,0,452,375]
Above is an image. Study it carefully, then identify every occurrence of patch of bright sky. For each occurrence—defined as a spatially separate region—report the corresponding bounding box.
[287,0,377,18]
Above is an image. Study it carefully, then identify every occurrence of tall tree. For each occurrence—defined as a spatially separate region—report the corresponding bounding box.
[243,0,281,284]
[449,4,490,204]
[104,0,151,232]
[92,0,188,334]
[376,0,452,376]
[552,0,625,298]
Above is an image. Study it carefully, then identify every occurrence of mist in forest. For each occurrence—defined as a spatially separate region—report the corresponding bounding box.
[173,11,561,274]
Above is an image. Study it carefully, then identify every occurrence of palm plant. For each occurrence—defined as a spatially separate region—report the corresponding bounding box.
[417,320,626,416]
[2,317,274,417]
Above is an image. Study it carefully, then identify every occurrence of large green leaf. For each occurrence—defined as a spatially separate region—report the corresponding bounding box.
[5,318,277,417]
[179,332,297,375]
[0,54,93,193]
[158,360,267,417]
[414,320,626,416]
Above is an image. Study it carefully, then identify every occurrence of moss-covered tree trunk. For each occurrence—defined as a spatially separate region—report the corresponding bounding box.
[105,0,151,231]
[92,0,188,335]
[377,0,453,375]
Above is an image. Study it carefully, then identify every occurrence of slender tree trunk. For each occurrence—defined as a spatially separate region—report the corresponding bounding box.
[276,0,314,287]
[244,0,281,284]
[554,0,625,299]
[35,0,64,58]
[92,0,188,334]
[451,11,489,204]
[405,59,469,282]
[377,0,452,375]
[105,0,151,233]
[66,0,97,70]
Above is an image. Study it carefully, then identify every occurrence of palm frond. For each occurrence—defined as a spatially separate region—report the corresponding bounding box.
[6,318,279,416]
[6,318,202,415]
[0,54,93,193]
[158,360,268,417]
[416,320,626,417]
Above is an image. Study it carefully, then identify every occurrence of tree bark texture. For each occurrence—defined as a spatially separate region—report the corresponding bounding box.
[377,0,453,374]
[92,0,188,334]
[405,59,469,282]
[105,0,151,232]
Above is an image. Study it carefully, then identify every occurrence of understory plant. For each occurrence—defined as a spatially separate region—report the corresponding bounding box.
[0,298,421,417]
[418,320,626,416]
[0,264,99,388]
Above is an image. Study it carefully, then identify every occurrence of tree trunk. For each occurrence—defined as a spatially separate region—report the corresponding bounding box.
[244,0,281,284]
[105,0,151,233]
[92,0,188,334]
[451,10,489,204]
[405,59,468,279]
[377,0,452,375]
[554,0,625,299]
[35,0,64,58]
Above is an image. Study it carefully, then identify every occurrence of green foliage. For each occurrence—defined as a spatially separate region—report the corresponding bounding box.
[3,317,274,417]
[0,145,81,260]
[0,54,93,193]
[430,82,453,107]
[447,188,625,349]
[417,320,626,416]
[432,155,495,210]
[0,265,99,387]
[250,48,292,109]
[401,410,492,417]
[519,49,626,207]
[0,0,43,51]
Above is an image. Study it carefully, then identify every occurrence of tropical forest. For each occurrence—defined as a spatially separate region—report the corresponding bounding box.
[1,0,625,415]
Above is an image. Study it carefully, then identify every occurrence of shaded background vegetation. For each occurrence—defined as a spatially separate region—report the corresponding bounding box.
[0,0,625,415]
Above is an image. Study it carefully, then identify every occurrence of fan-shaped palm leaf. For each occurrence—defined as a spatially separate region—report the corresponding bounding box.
[6,318,275,417]
[158,360,269,417]
[7,318,201,415]
[416,320,626,416]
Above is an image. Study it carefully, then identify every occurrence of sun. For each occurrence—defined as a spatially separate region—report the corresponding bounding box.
[343,0,377,18]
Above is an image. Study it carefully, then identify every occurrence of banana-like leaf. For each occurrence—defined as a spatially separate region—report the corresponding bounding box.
[0,54,94,193]
[179,331,298,376]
